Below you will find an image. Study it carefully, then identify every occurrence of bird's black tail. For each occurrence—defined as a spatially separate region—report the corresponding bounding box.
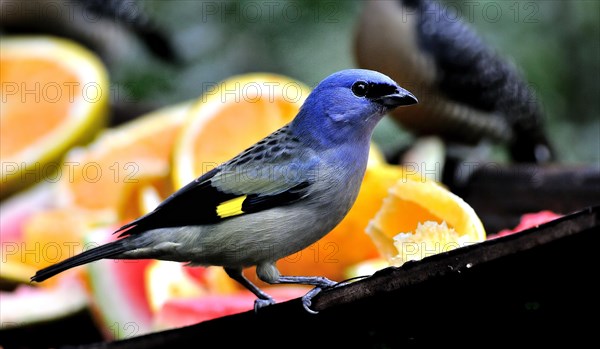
[31,239,127,283]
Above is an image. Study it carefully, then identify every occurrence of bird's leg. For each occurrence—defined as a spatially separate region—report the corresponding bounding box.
[223,267,275,311]
[275,275,338,288]
[256,263,344,314]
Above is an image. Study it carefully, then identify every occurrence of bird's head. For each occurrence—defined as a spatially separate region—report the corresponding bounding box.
[292,69,417,148]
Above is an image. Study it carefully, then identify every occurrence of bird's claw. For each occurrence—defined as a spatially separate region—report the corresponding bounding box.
[302,281,350,314]
[254,297,276,311]
[301,287,322,314]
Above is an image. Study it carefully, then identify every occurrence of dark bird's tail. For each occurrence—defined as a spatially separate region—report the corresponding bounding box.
[31,239,127,283]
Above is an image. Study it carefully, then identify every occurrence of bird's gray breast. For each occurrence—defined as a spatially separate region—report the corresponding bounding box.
[191,159,366,267]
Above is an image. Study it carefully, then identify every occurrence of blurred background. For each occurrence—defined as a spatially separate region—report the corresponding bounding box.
[4,0,598,163]
[121,0,596,163]
[1,0,599,347]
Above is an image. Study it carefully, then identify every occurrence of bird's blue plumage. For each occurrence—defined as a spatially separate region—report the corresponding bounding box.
[293,69,414,149]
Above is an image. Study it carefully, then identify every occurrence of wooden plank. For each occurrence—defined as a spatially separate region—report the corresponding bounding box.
[70,206,599,348]
[451,164,600,233]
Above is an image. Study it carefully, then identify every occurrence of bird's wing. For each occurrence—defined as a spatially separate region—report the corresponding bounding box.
[116,125,318,236]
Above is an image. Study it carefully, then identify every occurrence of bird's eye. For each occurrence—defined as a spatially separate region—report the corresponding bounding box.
[352,81,369,97]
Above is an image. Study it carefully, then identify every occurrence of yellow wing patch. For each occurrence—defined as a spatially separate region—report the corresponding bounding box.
[216,195,247,218]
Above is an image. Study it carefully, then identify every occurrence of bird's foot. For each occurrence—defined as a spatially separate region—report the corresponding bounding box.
[254,297,276,311]
[301,281,348,314]
[301,287,322,314]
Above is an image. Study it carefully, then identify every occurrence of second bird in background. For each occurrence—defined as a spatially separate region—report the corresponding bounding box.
[355,0,554,165]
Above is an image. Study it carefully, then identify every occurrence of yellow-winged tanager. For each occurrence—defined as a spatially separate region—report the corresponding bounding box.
[31,69,417,312]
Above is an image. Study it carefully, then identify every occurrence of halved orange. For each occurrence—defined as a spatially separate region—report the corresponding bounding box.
[276,161,416,281]
[173,73,311,187]
[367,179,486,265]
[3,103,190,288]
[1,36,109,198]
[58,102,191,220]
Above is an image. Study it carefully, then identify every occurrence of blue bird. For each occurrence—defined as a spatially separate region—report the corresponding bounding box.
[31,69,417,312]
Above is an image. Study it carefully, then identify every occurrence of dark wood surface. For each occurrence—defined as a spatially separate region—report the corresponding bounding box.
[60,205,599,348]
[452,164,600,233]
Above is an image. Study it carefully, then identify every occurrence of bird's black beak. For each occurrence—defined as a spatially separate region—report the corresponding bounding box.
[377,88,418,108]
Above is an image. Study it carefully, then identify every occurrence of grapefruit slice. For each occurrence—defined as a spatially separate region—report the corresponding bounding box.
[85,227,153,339]
[144,261,237,313]
[0,274,88,328]
[154,286,308,329]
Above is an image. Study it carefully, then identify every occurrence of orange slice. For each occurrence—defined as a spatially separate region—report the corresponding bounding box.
[12,103,189,292]
[173,73,311,187]
[276,160,421,281]
[367,179,486,265]
[1,36,109,198]
[58,102,191,220]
